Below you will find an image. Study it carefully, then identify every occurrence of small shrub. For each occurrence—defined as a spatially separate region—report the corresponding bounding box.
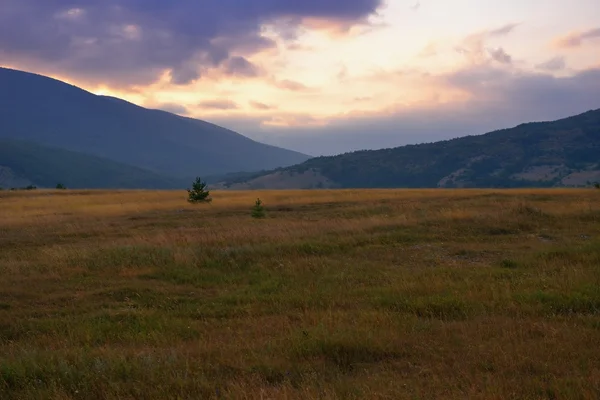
[251,198,266,219]
[500,259,519,269]
[25,185,36,190]
[187,177,212,203]
[594,182,600,189]
[56,183,66,190]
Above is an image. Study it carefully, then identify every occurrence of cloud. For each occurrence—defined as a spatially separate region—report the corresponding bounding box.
[197,99,239,110]
[0,0,383,86]
[286,42,315,51]
[455,24,518,65]
[249,100,276,110]
[489,23,520,37]
[555,27,600,48]
[488,47,512,64]
[536,56,566,71]
[262,114,327,128]
[274,79,311,91]
[221,56,262,78]
[155,103,188,115]
[443,65,600,108]
[214,65,600,156]
[418,42,438,58]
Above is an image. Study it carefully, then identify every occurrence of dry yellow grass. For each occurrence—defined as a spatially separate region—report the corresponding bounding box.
[1,188,599,399]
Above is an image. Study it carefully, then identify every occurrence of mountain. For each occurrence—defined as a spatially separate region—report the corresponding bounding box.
[0,67,310,178]
[0,139,187,189]
[220,109,600,189]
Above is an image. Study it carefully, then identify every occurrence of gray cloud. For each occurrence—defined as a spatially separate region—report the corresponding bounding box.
[0,0,382,86]
[454,24,518,65]
[488,47,512,64]
[489,23,520,37]
[536,56,566,71]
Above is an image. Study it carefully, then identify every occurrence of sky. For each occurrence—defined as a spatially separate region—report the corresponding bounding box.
[1,0,599,156]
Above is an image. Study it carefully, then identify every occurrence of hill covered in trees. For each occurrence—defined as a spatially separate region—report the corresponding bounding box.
[0,139,186,189]
[221,108,600,189]
[0,67,310,179]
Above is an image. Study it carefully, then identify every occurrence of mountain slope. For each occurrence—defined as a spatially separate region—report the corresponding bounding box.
[0,67,310,177]
[222,109,600,189]
[0,139,187,189]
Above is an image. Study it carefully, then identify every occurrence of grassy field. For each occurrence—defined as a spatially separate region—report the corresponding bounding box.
[1,188,599,399]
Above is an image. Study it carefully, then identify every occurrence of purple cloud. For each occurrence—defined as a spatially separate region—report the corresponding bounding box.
[221,56,262,78]
[0,0,382,86]
[536,56,566,71]
[488,47,512,64]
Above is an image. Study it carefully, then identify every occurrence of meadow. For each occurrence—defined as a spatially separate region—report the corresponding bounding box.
[0,188,599,399]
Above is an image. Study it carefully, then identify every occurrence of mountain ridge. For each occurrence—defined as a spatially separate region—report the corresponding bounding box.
[0,67,310,178]
[0,138,188,189]
[219,108,600,189]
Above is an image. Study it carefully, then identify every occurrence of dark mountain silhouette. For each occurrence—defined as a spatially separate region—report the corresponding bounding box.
[221,108,600,189]
[0,67,309,178]
[0,139,188,189]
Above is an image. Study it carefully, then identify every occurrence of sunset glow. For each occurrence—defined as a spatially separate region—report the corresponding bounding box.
[1,0,599,154]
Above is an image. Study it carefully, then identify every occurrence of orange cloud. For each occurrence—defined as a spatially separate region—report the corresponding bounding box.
[555,27,600,48]
[249,100,277,110]
[300,16,378,38]
[197,99,239,110]
[418,42,438,58]
[262,114,328,127]
[273,79,311,91]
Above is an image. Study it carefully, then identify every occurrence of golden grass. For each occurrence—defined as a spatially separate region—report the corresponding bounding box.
[1,188,599,399]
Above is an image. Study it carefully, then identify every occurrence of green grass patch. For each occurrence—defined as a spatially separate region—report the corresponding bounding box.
[376,294,472,320]
[518,288,600,316]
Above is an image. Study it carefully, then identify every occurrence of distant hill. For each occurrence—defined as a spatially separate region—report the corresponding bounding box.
[221,109,600,189]
[0,67,310,178]
[0,139,187,189]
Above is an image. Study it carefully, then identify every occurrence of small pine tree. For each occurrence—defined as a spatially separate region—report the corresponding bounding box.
[251,198,266,218]
[187,177,212,203]
[56,183,66,190]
